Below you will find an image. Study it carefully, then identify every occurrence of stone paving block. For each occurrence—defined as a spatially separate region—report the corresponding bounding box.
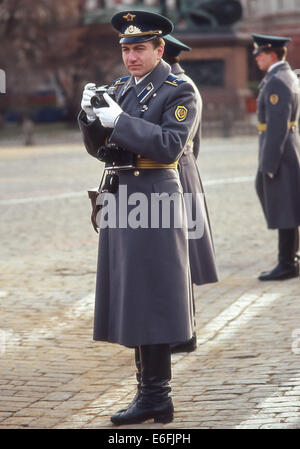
[42,392,75,401]
[27,417,64,429]
[0,413,13,422]
[0,416,36,428]
[0,402,30,412]
[27,401,61,409]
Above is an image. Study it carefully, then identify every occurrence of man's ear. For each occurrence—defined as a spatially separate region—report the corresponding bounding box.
[157,44,165,60]
[270,51,279,63]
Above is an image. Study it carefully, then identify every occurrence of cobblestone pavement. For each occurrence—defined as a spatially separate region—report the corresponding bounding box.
[0,132,300,430]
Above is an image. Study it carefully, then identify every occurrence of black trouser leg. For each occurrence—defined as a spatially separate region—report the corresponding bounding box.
[111,344,173,425]
[278,228,299,263]
[259,227,299,280]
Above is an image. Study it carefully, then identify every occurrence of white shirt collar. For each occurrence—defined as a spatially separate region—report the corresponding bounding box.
[268,60,285,73]
[135,71,151,85]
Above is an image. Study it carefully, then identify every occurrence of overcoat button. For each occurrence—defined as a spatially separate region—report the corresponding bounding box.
[134,170,140,176]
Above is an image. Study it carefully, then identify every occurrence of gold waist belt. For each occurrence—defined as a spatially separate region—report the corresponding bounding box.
[135,157,178,169]
[257,121,297,132]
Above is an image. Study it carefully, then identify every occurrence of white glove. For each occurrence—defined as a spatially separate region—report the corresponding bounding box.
[81,83,97,122]
[93,93,123,128]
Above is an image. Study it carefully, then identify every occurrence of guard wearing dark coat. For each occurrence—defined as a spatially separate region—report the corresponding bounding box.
[163,35,218,354]
[252,33,300,281]
[78,11,199,425]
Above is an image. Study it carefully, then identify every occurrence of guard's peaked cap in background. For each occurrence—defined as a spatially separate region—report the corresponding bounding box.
[111,10,173,44]
[252,33,291,55]
[163,35,192,58]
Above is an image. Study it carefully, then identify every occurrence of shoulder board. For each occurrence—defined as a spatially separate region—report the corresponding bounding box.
[112,76,130,88]
[164,74,186,87]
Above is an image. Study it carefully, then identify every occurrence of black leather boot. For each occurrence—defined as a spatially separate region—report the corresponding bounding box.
[111,344,173,425]
[258,260,299,281]
[259,228,300,281]
[115,347,142,414]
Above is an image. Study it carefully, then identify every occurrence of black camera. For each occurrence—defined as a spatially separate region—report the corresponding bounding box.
[90,85,115,109]
[97,142,136,170]
[90,84,136,169]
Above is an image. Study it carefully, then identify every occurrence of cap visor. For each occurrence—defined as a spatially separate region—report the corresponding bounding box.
[120,35,158,44]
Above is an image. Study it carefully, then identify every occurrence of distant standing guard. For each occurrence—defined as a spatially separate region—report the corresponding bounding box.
[163,35,218,353]
[252,33,300,281]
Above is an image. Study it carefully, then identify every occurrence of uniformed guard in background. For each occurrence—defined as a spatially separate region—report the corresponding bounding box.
[163,35,218,353]
[78,10,199,425]
[252,33,300,281]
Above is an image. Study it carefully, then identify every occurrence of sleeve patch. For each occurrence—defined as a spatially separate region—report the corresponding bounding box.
[175,106,188,121]
[269,94,279,105]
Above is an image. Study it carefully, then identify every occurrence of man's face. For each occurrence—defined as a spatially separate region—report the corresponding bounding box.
[121,40,164,79]
[255,51,278,72]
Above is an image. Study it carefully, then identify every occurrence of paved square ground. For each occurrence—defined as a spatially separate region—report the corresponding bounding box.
[0,133,299,429]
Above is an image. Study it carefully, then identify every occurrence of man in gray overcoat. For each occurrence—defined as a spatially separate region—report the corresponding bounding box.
[252,33,300,281]
[163,35,218,353]
[78,11,199,425]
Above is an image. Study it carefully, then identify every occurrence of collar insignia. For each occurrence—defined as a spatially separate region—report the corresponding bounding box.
[137,82,154,103]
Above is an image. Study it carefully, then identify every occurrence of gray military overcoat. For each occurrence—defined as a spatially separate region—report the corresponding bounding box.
[255,61,300,229]
[172,62,218,285]
[78,59,197,347]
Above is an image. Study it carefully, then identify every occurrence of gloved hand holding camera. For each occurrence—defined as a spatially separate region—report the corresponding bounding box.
[81,83,123,127]
[93,93,123,128]
[81,83,135,170]
[81,83,97,122]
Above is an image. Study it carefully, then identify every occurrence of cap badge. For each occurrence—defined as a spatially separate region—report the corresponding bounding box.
[123,13,136,22]
[124,25,142,35]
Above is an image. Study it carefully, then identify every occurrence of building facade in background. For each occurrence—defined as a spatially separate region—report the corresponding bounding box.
[239,0,300,69]
[2,0,300,128]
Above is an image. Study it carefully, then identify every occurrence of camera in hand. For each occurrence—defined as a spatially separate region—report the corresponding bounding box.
[90,84,136,170]
[90,85,115,109]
